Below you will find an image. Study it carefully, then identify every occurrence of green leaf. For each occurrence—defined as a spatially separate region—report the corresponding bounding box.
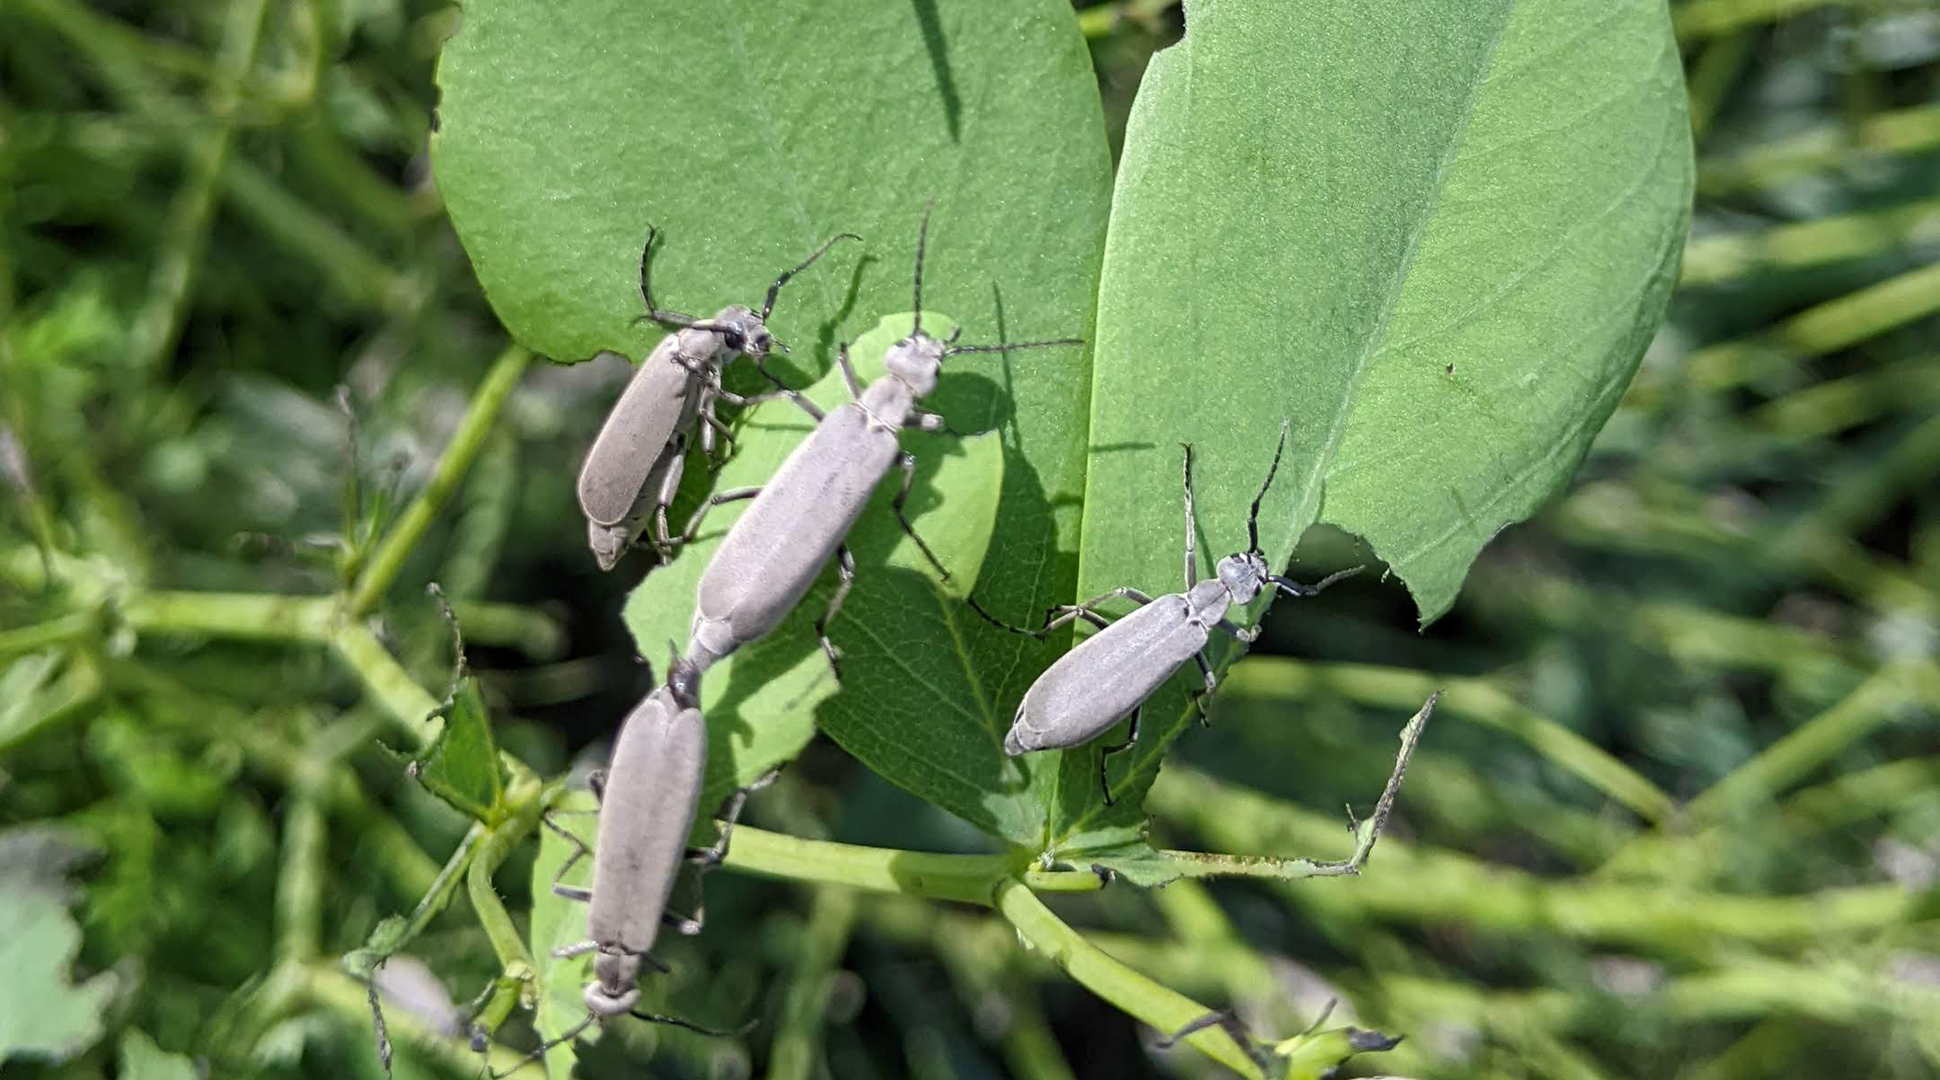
[0,829,115,1065]
[1039,0,1692,860]
[530,793,598,1080]
[432,0,1109,372]
[118,1029,198,1080]
[436,0,1112,844]
[625,314,1025,834]
[407,678,506,822]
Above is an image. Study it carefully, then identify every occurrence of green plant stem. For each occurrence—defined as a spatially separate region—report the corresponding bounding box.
[0,611,94,656]
[447,599,567,660]
[1673,0,1846,42]
[1682,198,1940,286]
[347,343,532,618]
[330,623,442,746]
[129,0,271,371]
[289,120,427,234]
[1149,764,1918,954]
[275,746,327,963]
[1689,260,1940,391]
[1684,32,1754,142]
[304,965,545,1078]
[1789,412,1940,556]
[220,155,417,315]
[721,824,1016,904]
[122,590,336,642]
[1698,103,1940,194]
[390,823,484,950]
[9,0,221,86]
[994,879,1263,1078]
[0,652,103,752]
[769,887,860,1080]
[1684,1021,1811,1080]
[1383,953,1940,1032]
[1628,599,1858,675]
[466,775,552,986]
[1684,660,1939,824]
[716,827,1273,1075]
[1601,754,1940,883]
[1552,484,1936,617]
[110,659,446,900]
[1225,657,1673,823]
[1749,356,1940,441]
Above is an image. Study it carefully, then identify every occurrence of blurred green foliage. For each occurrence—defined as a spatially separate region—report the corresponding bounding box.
[3,1,1939,1079]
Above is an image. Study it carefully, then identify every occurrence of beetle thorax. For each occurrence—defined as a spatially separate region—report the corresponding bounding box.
[884,332,945,397]
[1216,552,1268,604]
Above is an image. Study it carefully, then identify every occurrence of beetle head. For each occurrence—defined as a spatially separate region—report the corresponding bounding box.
[588,950,644,1018]
[885,331,947,396]
[711,305,775,361]
[662,643,703,709]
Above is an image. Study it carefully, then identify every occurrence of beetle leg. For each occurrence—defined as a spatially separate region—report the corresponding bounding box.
[698,408,736,469]
[688,768,779,868]
[1098,705,1141,806]
[541,814,595,889]
[1216,617,1260,644]
[662,768,779,937]
[1190,650,1217,725]
[813,545,857,682]
[905,409,948,432]
[966,588,1131,639]
[748,355,825,421]
[677,486,762,545]
[892,452,951,581]
[646,439,690,559]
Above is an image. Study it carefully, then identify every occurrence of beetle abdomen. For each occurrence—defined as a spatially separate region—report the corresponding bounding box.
[1004,594,1206,754]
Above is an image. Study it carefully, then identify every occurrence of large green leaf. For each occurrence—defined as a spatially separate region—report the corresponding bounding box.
[625,314,1028,835]
[432,0,1108,374]
[435,0,1112,844]
[1023,0,1693,861]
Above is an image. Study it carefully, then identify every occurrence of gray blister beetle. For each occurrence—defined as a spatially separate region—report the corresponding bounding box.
[517,654,760,1066]
[578,227,858,571]
[971,420,1357,803]
[677,206,1081,677]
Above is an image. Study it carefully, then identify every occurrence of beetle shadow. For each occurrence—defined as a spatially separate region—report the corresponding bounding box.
[719,249,875,402]
[909,0,962,143]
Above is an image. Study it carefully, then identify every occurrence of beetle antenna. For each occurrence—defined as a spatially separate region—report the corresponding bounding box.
[761,232,862,321]
[1267,566,1361,598]
[911,198,934,337]
[628,1009,758,1038]
[1247,418,1292,555]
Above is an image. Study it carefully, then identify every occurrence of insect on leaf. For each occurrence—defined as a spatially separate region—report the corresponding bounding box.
[1030,0,1692,866]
